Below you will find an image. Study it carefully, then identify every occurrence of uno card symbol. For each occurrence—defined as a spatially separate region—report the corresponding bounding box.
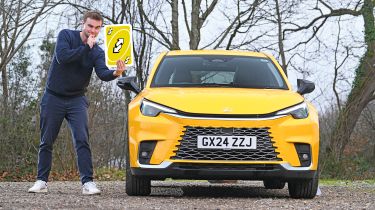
[125,57,130,64]
[108,28,113,35]
[113,38,124,53]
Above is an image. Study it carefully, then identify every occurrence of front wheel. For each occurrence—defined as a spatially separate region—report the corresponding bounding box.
[125,140,151,196]
[288,171,319,199]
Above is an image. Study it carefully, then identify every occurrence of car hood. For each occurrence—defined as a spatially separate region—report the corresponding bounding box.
[142,88,304,115]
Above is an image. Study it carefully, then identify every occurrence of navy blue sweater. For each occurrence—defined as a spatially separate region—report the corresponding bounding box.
[46,29,116,97]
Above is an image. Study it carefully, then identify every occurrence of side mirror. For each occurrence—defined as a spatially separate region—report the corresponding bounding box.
[117,76,140,94]
[297,79,315,95]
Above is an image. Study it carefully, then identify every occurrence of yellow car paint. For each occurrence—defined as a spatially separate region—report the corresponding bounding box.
[127,50,319,172]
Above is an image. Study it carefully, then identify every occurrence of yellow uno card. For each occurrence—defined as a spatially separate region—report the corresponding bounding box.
[104,24,133,67]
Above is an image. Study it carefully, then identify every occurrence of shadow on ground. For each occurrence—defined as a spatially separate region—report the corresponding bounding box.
[150,182,289,198]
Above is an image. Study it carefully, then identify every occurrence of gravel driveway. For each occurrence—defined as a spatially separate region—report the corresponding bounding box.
[0,180,374,209]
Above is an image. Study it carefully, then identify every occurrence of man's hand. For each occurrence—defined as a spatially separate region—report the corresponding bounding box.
[113,60,126,77]
[87,35,96,49]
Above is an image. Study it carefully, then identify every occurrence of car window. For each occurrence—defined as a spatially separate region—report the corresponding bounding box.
[151,55,287,89]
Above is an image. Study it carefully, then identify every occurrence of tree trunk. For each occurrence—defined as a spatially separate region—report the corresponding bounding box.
[330,72,375,159]
[171,0,180,50]
[189,0,201,50]
[136,4,146,90]
[188,0,218,50]
[1,65,8,116]
[275,0,287,76]
[330,0,375,160]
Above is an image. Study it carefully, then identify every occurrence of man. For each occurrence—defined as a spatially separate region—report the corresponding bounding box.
[28,11,125,195]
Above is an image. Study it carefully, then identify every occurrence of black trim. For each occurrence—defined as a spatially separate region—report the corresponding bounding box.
[294,143,312,167]
[138,141,158,164]
[142,98,304,119]
[131,163,316,181]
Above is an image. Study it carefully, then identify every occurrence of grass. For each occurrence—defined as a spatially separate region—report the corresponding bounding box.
[95,167,125,181]
[319,179,375,186]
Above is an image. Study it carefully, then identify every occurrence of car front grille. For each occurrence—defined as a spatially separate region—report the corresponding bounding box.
[170,126,281,161]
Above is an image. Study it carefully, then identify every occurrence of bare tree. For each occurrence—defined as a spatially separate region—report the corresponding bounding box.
[258,0,306,75]
[136,0,178,49]
[332,18,350,111]
[0,0,59,116]
[182,0,218,49]
[327,0,374,160]
[361,102,375,161]
[170,0,179,50]
[137,0,219,50]
[282,0,374,160]
[274,0,286,74]
[212,0,304,75]
[208,0,267,50]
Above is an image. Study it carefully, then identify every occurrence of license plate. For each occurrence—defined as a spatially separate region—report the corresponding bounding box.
[197,135,257,150]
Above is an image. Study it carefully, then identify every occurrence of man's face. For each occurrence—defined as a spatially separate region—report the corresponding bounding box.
[82,18,102,38]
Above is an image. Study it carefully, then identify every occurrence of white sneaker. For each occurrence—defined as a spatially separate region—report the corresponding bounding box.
[28,180,48,193]
[82,181,101,195]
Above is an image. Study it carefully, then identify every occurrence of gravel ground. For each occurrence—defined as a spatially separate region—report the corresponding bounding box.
[0,180,374,209]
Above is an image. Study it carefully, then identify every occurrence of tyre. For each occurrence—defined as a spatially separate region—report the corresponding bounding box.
[263,180,285,189]
[125,138,151,196]
[288,171,319,199]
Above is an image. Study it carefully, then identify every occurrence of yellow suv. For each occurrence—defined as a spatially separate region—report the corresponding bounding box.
[118,50,319,198]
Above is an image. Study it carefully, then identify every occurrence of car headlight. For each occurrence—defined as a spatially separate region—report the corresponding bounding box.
[276,102,309,119]
[140,99,177,117]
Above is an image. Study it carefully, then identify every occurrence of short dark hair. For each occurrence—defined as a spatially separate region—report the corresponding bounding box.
[83,11,103,23]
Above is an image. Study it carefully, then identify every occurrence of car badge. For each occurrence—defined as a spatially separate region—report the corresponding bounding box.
[223,107,232,113]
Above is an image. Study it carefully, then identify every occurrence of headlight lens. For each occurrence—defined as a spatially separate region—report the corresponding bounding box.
[140,99,177,117]
[276,102,309,119]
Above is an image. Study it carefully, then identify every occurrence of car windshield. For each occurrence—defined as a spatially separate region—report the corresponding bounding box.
[151,55,288,89]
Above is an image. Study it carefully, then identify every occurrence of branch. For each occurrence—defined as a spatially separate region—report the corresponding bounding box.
[181,0,190,34]
[119,0,127,23]
[226,0,260,50]
[333,17,345,111]
[285,16,328,53]
[318,0,333,11]
[3,0,61,68]
[200,0,218,22]
[283,8,361,37]
[132,27,170,49]
[210,0,262,49]
[64,1,119,24]
[136,0,173,49]
[231,32,267,49]
[0,3,18,24]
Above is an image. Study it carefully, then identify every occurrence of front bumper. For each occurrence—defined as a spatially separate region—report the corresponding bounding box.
[131,161,316,181]
[127,98,320,173]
